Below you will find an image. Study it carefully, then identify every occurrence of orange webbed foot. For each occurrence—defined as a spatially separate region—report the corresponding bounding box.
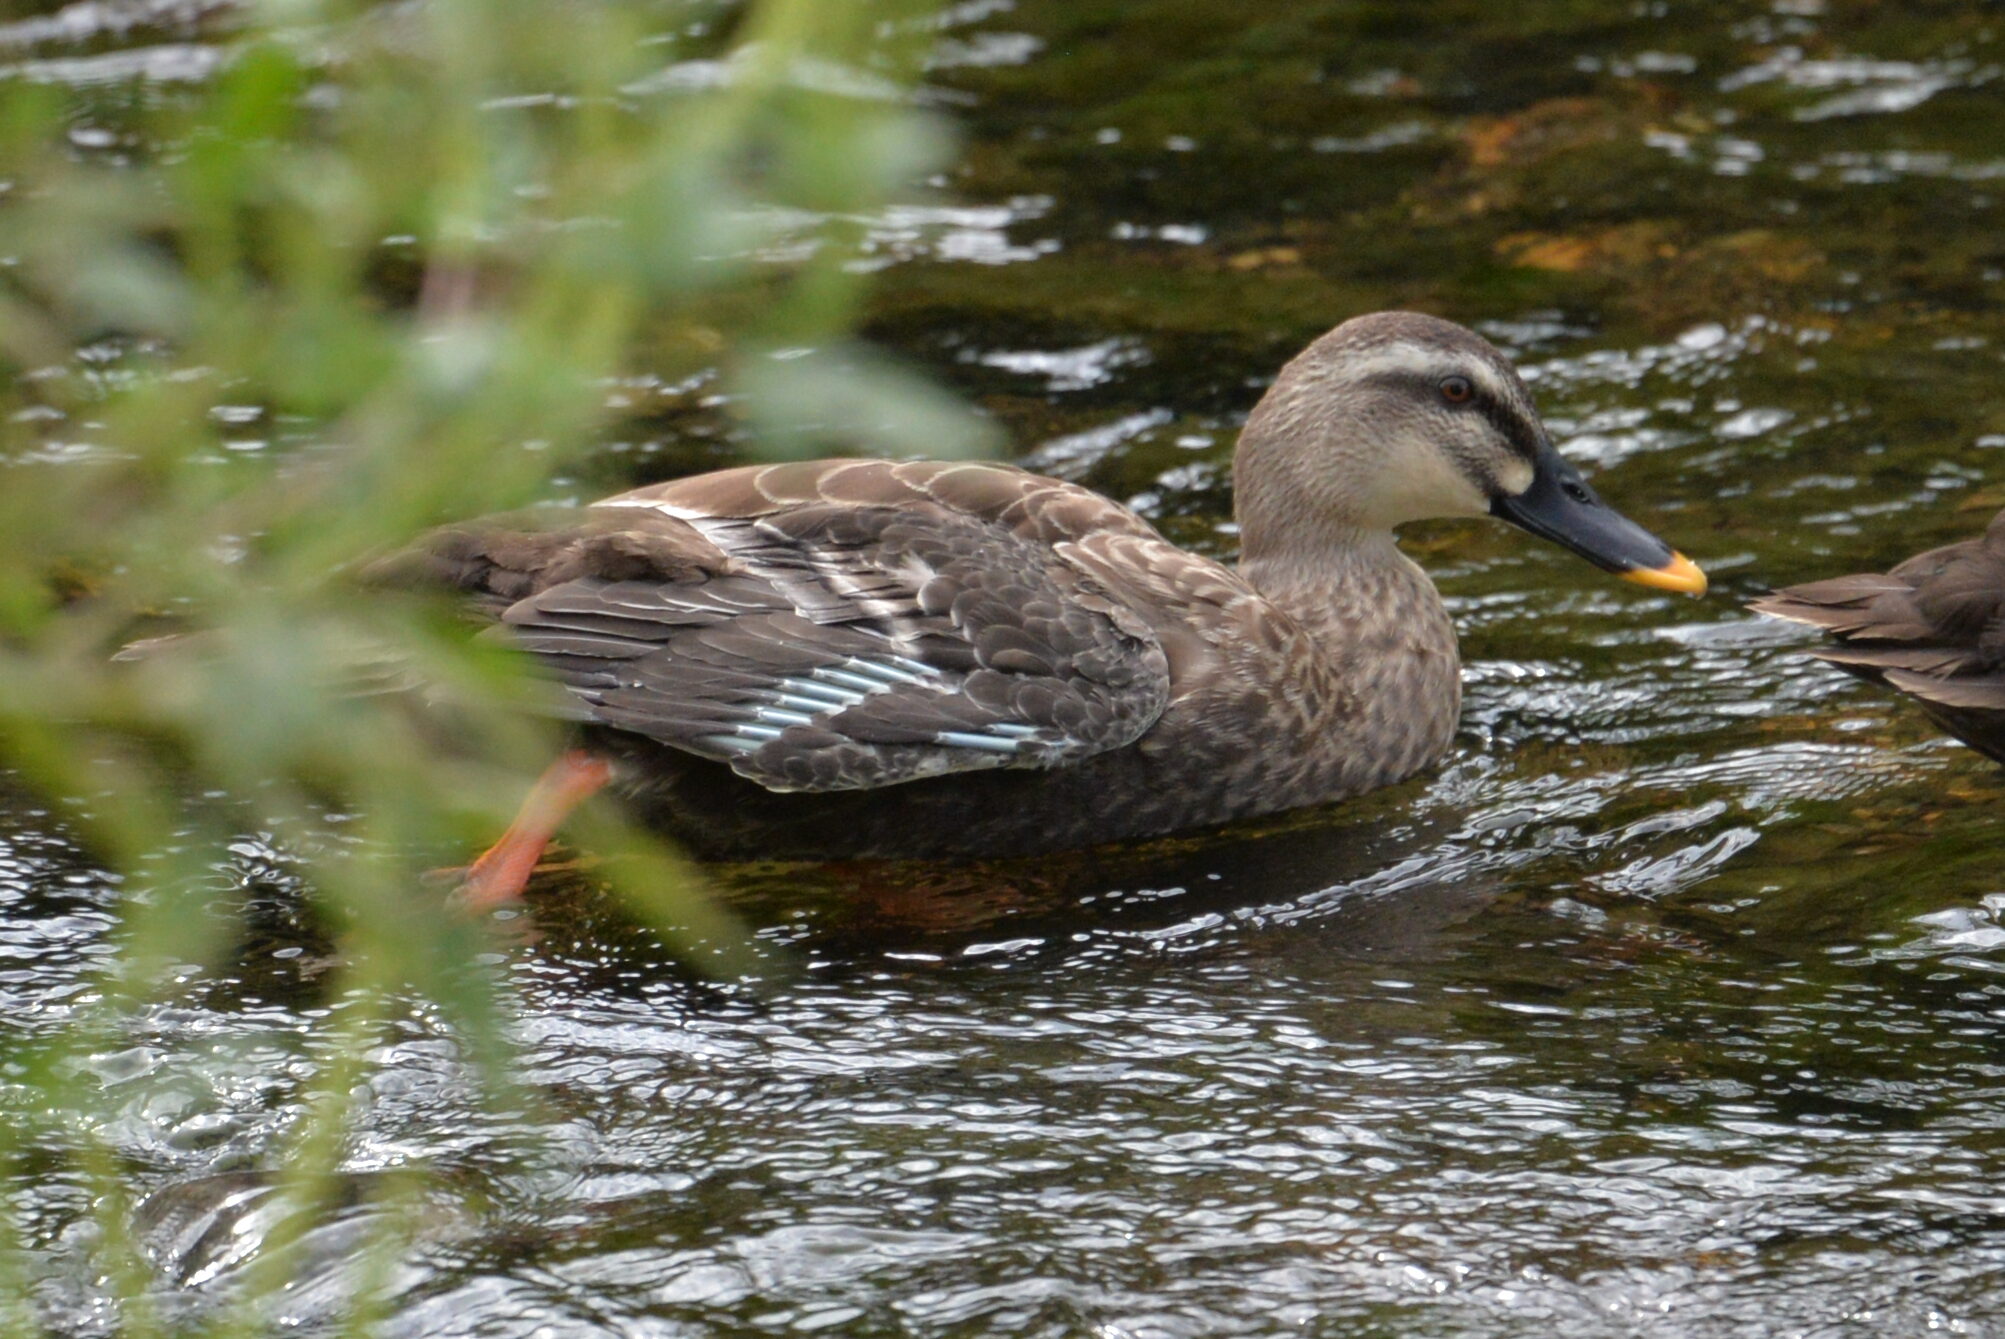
[451,751,613,913]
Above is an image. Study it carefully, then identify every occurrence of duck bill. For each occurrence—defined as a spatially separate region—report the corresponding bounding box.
[1490,445,1707,596]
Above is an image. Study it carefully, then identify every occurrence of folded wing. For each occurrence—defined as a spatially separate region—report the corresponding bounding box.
[406,461,1174,792]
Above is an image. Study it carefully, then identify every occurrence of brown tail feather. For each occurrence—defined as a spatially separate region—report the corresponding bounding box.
[365,508,724,618]
[1750,508,2005,765]
[1883,668,2005,714]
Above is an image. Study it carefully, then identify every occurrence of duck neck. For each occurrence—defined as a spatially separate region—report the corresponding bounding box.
[1237,525,1463,788]
[1238,525,1430,646]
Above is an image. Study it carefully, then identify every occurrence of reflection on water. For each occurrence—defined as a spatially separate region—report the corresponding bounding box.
[7,0,2005,1335]
[11,723,2002,1336]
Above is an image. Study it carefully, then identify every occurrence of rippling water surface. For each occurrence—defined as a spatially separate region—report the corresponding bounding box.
[5,1,2005,1335]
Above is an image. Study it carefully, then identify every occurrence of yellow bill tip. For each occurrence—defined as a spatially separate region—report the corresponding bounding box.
[1620,551,1708,597]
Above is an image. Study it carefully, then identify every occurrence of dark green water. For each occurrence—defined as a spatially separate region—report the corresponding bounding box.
[4,1,2005,1335]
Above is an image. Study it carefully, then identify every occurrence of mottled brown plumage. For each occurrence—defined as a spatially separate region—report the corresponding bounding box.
[391,312,1699,861]
[1750,508,2005,764]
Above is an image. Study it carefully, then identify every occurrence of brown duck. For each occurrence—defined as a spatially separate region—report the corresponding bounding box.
[392,313,1705,898]
[1750,507,2005,764]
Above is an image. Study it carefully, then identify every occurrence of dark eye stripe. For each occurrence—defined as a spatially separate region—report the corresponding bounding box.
[1359,369,1545,461]
[1472,394,1544,462]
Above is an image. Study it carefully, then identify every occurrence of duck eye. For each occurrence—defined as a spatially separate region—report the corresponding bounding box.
[1439,375,1474,404]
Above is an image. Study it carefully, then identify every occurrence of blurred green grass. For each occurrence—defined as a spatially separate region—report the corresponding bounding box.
[0,0,987,1325]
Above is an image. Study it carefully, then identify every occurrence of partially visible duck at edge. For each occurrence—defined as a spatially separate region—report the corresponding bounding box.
[385,312,1706,900]
[1751,507,2005,765]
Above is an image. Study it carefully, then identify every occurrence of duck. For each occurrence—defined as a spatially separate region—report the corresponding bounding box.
[387,312,1705,899]
[1750,507,2005,764]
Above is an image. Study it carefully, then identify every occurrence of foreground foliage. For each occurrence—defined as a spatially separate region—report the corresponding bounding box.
[0,0,978,1326]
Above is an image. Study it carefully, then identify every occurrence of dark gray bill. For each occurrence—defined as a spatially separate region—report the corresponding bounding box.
[1490,445,1707,595]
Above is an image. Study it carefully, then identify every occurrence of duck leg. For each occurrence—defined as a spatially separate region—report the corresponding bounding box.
[456,750,613,911]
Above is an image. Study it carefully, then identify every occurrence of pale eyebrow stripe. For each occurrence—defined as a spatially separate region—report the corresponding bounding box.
[1467,361,1514,405]
[1342,343,1514,403]
[1331,342,1444,382]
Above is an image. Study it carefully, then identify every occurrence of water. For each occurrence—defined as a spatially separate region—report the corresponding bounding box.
[5,0,2005,1334]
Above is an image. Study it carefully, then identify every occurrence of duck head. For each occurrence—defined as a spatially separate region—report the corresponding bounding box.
[1234,311,1705,595]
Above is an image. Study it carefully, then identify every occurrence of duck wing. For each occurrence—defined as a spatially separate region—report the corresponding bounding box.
[1751,508,2005,760]
[407,460,1174,793]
